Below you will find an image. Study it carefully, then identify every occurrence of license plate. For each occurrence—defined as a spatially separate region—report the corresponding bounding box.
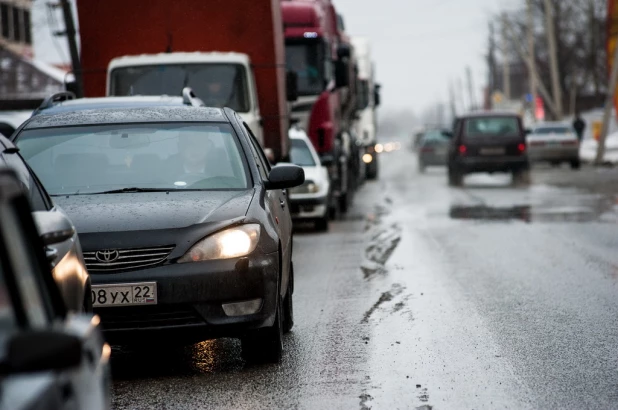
[480,147,505,155]
[92,282,157,307]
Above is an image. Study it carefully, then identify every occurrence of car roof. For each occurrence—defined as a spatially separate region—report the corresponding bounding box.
[23,106,229,129]
[459,111,521,119]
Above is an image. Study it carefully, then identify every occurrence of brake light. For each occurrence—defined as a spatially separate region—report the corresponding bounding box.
[458,145,467,155]
[517,143,526,153]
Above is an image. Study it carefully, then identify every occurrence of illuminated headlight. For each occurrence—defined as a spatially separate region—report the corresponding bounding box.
[178,224,260,263]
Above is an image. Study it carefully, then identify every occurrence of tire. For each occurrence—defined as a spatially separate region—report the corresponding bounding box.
[241,296,283,364]
[315,216,329,232]
[366,154,378,180]
[448,168,463,187]
[338,192,349,214]
[570,159,581,170]
[512,168,531,186]
[282,264,294,334]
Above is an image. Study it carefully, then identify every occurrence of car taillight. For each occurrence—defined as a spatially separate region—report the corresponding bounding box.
[517,143,526,153]
[458,145,467,155]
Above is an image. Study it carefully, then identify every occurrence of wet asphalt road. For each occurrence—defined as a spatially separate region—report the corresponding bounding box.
[110,141,618,409]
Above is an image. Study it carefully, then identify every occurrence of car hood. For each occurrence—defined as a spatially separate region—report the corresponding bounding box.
[53,190,254,234]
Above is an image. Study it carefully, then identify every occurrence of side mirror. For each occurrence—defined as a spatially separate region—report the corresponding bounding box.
[266,164,305,190]
[286,71,299,102]
[337,44,351,59]
[335,60,350,89]
[320,155,335,167]
[374,84,381,107]
[3,330,82,374]
[525,129,532,135]
[32,211,75,246]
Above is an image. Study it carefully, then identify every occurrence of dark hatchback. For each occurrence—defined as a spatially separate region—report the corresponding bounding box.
[446,112,530,186]
[11,106,304,363]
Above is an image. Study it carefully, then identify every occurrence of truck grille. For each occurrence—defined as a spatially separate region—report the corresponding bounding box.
[96,305,204,330]
[83,245,174,273]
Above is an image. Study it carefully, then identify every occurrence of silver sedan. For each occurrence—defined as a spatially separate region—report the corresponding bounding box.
[418,130,450,172]
[526,123,581,169]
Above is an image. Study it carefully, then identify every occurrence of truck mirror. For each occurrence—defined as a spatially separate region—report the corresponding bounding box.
[286,71,298,102]
[335,61,350,89]
[65,80,79,96]
[337,44,351,59]
[374,84,381,107]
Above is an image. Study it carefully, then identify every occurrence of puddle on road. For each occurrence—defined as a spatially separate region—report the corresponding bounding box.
[450,195,617,223]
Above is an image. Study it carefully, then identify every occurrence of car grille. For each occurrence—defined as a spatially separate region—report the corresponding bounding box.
[83,245,174,273]
[96,305,204,330]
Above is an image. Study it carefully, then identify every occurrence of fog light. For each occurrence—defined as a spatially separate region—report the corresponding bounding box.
[362,153,373,164]
[222,298,263,316]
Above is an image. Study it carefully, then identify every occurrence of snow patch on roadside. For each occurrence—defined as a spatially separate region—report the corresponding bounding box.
[362,198,403,279]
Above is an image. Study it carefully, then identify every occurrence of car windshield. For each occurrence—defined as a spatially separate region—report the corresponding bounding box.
[286,43,326,95]
[110,64,250,112]
[464,117,521,138]
[533,126,573,134]
[15,123,249,195]
[290,139,316,166]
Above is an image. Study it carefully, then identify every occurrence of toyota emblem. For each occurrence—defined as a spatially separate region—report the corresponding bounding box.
[95,249,120,263]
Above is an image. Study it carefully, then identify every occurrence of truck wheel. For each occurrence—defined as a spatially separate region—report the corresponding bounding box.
[241,295,283,364]
[570,159,581,170]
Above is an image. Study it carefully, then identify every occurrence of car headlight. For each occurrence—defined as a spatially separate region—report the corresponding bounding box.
[307,182,319,193]
[178,224,261,263]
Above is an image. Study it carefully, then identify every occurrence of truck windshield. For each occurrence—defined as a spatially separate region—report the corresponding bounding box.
[286,43,326,96]
[110,64,250,112]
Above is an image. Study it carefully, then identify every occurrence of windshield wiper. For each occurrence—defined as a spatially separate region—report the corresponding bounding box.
[94,187,172,194]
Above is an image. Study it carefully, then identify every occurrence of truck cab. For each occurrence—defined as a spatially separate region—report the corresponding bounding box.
[107,52,264,145]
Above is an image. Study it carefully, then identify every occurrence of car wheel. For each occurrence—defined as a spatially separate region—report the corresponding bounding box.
[570,159,581,170]
[448,168,463,187]
[338,192,349,214]
[241,296,283,364]
[315,215,329,232]
[366,155,378,180]
[282,264,294,334]
[512,168,531,186]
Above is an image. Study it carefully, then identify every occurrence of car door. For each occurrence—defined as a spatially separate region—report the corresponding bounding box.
[240,122,292,294]
[0,174,110,410]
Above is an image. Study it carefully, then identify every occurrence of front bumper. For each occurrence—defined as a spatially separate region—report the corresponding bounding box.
[289,195,329,219]
[91,252,279,344]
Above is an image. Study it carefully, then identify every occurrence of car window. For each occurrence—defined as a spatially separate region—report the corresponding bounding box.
[15,123,250,195]
[1,153,49,211]
[532,126,573,135]
[290,139,316,166]
[0,204,51,328]
[464,117,521,138]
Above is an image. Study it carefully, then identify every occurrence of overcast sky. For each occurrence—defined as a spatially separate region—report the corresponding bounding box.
[32,0,519,114]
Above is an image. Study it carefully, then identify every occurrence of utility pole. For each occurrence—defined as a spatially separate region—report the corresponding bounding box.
[457,77,466,113]
[526,0,538,121]
[448,81,457,119]
[466,66,476,111]
[543,0,562,119]
[500,13,511,100]
[58,0,83,97]
[487,22,496,98]
[595,36,618,165]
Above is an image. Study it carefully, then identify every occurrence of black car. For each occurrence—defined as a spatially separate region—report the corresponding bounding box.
[30,88,204,117]
[12,106,304,363]
[0,134,90,313]
[445,112,530,186]
[0,167,111,410]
